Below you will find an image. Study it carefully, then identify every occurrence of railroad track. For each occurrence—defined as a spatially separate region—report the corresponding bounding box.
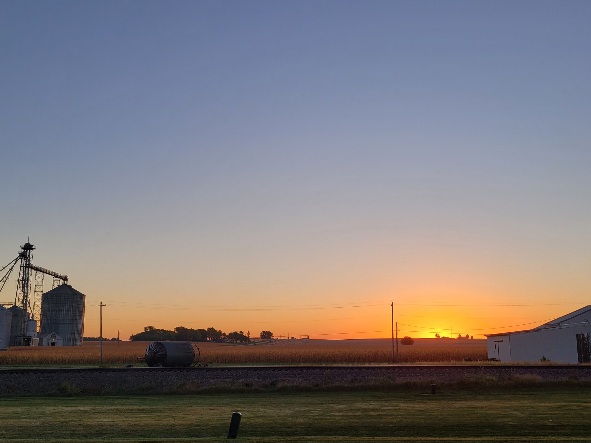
[1,363,591,374]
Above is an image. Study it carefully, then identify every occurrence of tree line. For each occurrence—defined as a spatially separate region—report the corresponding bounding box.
[129,326,274,342]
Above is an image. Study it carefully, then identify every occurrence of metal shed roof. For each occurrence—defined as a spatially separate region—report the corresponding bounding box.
[486,305,591,337]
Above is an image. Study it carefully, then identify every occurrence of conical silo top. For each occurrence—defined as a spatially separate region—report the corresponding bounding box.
[43,283,85,298]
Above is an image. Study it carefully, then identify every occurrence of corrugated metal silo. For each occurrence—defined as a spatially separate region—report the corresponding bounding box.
[0,306,12,350]
[9,306,30,346]
[40,284,85,346]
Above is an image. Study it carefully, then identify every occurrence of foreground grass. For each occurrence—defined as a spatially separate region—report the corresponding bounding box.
[0,387,590,442]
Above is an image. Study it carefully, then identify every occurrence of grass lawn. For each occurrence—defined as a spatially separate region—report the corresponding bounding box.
[0,387,590,442]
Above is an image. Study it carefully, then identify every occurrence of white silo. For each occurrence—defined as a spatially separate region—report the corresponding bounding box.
[0,306,12,350]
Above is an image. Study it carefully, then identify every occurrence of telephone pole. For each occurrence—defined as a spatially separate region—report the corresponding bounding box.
[391,302,394,363]
[99,301,106,366]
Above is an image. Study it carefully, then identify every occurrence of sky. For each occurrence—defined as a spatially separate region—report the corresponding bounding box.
[1,1,589,340]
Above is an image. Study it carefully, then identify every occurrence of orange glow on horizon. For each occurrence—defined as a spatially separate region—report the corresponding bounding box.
[81,295,573,342]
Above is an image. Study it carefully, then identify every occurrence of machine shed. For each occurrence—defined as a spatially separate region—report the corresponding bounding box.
[487,306,591,364]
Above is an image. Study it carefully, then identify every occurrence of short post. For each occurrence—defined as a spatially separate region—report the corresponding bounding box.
[227,412,241,439]
[430,383,437,395]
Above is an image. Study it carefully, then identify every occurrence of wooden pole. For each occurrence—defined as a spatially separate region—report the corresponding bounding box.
[396,321,399,355]
[391,302,394,363]
[99,301,106,366]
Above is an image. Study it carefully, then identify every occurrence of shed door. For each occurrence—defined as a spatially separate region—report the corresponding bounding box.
[493,339,509,361]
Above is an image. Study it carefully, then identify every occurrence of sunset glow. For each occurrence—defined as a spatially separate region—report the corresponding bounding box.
[1,2,589,342]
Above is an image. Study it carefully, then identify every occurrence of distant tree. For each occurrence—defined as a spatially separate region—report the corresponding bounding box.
[196,329,208,341]
[174,326,192,341]
[228,331,250,343]
[206,327,223,341]
[173,326,208,342]
[130,327,175,341]
[435,333,440,339]
[260,330,273,340]
[400,336,414,345]
[130,326,209,342]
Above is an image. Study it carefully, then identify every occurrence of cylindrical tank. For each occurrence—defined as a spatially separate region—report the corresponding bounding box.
[9,306,29,346]
[40,284,85,346]
[145,341,197,367]
[0,307,12,350]
[26,319,37,337]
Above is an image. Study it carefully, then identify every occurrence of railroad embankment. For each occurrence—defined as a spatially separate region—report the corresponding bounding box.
[1,365,591,396]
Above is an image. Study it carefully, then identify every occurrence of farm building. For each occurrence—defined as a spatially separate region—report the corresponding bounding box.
[487,306,591,364]
[38,332,64,347]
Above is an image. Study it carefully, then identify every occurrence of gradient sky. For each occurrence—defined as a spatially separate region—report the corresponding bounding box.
[1,1,589,340]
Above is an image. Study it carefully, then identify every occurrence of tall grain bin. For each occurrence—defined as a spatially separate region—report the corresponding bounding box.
[0,306,12,350]
[40,284,85,346]
[9,306,30,346]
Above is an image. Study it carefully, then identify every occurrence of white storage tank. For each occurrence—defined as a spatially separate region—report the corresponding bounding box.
[25,319,38,346]
[0,306,12,350]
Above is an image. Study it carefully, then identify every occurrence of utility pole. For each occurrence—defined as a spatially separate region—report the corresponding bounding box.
[99,301,106,366]
[391,302,394,363]
[396,321,399,355]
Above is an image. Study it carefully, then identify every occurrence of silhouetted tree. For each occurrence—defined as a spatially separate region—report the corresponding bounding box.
[260,330,273,340]
[206,327,223,341]
[228,331,250,343]
[400,336,414,345]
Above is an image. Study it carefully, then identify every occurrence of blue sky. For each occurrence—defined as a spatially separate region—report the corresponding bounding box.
[1,1,589,339]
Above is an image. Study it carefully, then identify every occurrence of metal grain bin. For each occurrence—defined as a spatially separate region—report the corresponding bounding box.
[39,284,85,346]
[145,341,197,367]
[0,306,12,350]
[9,306,29,346]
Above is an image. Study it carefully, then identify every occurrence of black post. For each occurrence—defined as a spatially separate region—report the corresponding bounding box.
[227,412,242,439]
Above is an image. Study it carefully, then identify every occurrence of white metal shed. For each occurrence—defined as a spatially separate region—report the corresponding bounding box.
[486,306,591,364]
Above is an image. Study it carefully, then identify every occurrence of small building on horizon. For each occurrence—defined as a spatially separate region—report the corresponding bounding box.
[486,306,591,364]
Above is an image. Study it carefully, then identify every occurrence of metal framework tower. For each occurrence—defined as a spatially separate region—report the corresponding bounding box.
[0,239,68,346]
[15,241,35,316]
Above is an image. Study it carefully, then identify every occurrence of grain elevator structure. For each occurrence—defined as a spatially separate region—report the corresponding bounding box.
[0,240,85,348]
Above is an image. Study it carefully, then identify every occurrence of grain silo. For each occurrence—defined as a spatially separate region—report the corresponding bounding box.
[39,284,85,346]
[0,306,12,350]
[9,306,31,346]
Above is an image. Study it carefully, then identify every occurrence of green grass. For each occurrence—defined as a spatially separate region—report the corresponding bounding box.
[0,388,590,442]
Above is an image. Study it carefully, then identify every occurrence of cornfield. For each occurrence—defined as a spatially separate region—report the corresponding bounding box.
[0,338,487,366]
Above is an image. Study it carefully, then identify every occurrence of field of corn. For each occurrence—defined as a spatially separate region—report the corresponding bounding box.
[0,338,487,366]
